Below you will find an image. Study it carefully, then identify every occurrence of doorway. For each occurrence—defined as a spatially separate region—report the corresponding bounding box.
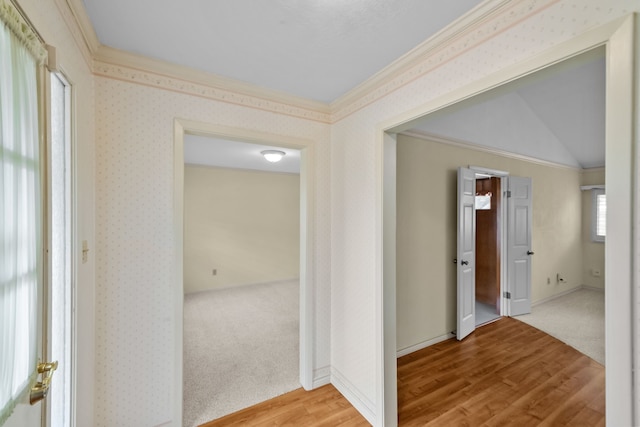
[382,17,636,427]
[457,166,532,340]
[181,136,301,425]
[474,175,501,326]
[172,119,317,424]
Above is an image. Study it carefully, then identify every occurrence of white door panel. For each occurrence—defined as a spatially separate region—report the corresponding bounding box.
[457,167,476,340]
[507,176,533,316]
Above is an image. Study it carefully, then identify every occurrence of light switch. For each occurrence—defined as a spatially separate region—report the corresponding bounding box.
[82,240,89,264]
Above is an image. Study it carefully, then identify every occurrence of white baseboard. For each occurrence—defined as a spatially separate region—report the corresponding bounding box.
[396,332,454,358]
[185,277,299,294]
[532,284,602,307]
[312,366,330,389]
[331,367,376,426]
[581,284,604,292]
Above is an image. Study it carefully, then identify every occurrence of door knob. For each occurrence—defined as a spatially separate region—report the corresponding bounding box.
[30,361,58,405]
[527,250,534,255]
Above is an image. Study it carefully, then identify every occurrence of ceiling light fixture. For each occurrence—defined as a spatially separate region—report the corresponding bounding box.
[261,150,286,163]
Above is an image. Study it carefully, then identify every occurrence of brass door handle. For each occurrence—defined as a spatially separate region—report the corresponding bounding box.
[30,361,58,405]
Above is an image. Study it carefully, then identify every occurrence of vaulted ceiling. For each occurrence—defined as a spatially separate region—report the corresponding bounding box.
[82,0,605,170]
[409,48,605,169]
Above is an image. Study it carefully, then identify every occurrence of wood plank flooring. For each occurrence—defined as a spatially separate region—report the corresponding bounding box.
[200,384,369,426]
[201,318,604,426]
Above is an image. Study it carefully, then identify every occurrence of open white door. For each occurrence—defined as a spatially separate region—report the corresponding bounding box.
[507,176,533,316]
[456,167,476,340]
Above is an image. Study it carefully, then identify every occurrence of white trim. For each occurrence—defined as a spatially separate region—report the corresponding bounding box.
[379,132,398,427]
[396,333,454,358]
[380,15,636,427]
[469,166,509,177]
[591,187,606,243]
[174,119,317,425]
[61,0,556,123]
[183,278,300,295]
[605,16,635,427]
[312,366,330,389]
[331,367,376,426]
[582,285,605,293]
[331,0,515,111]
[530,284,604,307]
[401,130,582,171]
[93,46,331,124]
[531,285,585,307]
[172,121,185,427]
[50,0,94,68]
[331,0,559,121]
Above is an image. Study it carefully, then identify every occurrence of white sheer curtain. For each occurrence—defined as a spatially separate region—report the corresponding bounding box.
[0,11,42,424]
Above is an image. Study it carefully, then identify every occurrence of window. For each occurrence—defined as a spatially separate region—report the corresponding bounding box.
[592,188,606,242]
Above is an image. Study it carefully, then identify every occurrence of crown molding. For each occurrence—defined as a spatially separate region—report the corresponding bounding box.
[400,130,582,171]
[330,0,560,122]
[93,45,332,123]
[61,0,558,125]
[582,166,605,173]
[50,0,98,68]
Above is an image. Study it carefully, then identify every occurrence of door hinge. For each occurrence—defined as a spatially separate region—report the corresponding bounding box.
[503,291,511,299]
[505,190,512,198]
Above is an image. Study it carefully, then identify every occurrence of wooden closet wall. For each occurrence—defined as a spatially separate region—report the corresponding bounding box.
[476,177,501,311]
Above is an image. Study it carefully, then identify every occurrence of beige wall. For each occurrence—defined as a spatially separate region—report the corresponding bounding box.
[184,165,300,293]
[581,168,605,289]
[94,74,330,425]
[396,134,583,351]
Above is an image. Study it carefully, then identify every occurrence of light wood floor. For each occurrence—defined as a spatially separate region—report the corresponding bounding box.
[201,318,604,426]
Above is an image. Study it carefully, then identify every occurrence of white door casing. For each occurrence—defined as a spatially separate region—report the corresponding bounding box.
[382,16,637,427]
[457,167,476,340]
[507,176,533,316]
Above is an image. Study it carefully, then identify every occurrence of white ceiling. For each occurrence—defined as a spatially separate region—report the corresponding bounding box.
[82,1,605,169]
[184,135,300,174]
[409,48,605,169]
[82,0,483,103]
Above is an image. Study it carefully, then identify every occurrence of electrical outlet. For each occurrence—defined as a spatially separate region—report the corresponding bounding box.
[592,269,601,277]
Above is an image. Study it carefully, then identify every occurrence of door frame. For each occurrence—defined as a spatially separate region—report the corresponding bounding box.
[44,68,77,427]
[378,15,637,427]
[172,119,317,422]
[457,169,533,333]
[468,166,510,319]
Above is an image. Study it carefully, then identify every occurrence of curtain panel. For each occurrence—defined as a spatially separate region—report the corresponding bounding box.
[0,0,46,423]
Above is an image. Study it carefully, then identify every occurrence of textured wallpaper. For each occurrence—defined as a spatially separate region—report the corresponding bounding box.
[92,0,640,425]
[94,78,330,425]
[331,0,639,420]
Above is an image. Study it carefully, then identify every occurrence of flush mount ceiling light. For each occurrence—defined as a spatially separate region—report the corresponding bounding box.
[261,150,286,163]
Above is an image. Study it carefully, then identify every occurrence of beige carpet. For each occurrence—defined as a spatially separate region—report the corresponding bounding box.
[183,280,300,427]
[515,287,604,365]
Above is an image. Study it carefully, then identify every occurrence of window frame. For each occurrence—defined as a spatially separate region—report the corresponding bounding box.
[591,187,606,243]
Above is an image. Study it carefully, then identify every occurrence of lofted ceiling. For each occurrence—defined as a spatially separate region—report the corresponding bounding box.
[81,1,605,170]
[408,48,605,169]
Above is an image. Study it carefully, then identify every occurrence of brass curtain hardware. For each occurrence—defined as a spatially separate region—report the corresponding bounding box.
[29,361,58,405]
